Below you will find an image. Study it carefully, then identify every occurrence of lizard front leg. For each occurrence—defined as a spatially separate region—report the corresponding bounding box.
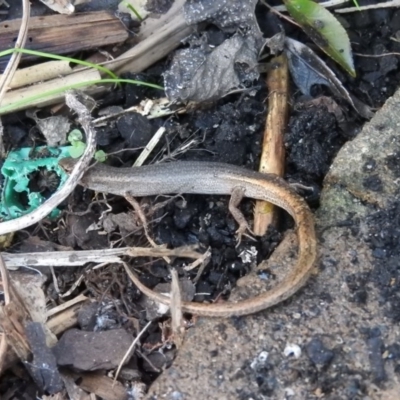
[229,187,256,245]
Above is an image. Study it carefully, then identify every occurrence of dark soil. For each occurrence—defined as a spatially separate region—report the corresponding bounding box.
[1,0,400,398]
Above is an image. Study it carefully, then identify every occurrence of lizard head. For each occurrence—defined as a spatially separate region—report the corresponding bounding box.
[58,157,79,174]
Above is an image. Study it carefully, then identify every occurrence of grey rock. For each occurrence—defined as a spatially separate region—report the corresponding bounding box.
[144,87,400,399]
[53,328,132,371]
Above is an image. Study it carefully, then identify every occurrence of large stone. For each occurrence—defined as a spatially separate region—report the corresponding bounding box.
[145,90,400,399]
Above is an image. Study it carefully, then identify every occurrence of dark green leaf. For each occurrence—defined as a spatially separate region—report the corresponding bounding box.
[284,0,355,77]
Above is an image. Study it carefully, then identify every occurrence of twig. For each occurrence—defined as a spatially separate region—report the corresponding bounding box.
[113,318,152,384]
[0,0,30,104]
[0,253,10,304]
[0,92,96,235]
[124,194,159,249]
[58,274,84,298]
[125,192,172,264]
[0,0,29,156]
[184,247,211,272]
[93,98,187,125]
[0,253,10,373]
[354,52,400,57]
[261,0,300,28]
[193,247,212,283]
[274,0,349,11]
[2,245,201,269]
[170,269,184,348]
[46,294,88,318]
[133,127,166,167]
[0,333,7,375]
[0,119,5,158]
[336,0,400,13]
[49,266,60,295]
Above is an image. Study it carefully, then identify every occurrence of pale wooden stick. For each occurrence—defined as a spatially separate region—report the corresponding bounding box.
[253,55,289,236]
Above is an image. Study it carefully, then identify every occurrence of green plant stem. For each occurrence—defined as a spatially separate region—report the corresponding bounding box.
[0,79,164,115]
[124,1,143,21]
[0,48,118,79]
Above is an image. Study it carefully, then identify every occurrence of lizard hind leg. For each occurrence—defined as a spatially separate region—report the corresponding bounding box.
[229,187,256,246]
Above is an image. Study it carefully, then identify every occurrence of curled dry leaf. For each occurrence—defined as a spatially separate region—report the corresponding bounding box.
[165,0,263,103]
[165,34,260,103]
[285,37,373,119]
[26,111,70,147]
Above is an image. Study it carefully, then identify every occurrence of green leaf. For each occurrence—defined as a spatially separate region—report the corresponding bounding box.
[69,141,86,158]
[94,150,107,163]
[283,0,356,77]
[68,129,83,143]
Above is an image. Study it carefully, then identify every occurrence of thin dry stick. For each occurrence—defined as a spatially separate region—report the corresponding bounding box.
[113,317,152,384]
[170,268,184,348]
[3,245,201,269]
[0,253,18,376]
[0,119,5,159]
[0,0,30,104]
[193,247,212,283]
[274,0,349,11]
[336,0,400,13]
[49,266,60,295]
[125,193,171,264]
[354,52,400,57]
[184,246,211,272]
[261,0,301,28]
[0,92,96,235]
[0,253,10,304]
[133,127,166,167]
[253,55,289,236]
[93,99,186,125]
[46,294,88,318]
[0,253,10,374]
[124,194,159,249]
[58,274,84,298]
[0,0,30,156]
[0,333,7,375]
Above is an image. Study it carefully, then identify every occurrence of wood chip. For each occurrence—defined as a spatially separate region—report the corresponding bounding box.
[0,11,128,70]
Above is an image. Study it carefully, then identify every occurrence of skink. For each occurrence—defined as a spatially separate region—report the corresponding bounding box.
[59,159,317,317]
